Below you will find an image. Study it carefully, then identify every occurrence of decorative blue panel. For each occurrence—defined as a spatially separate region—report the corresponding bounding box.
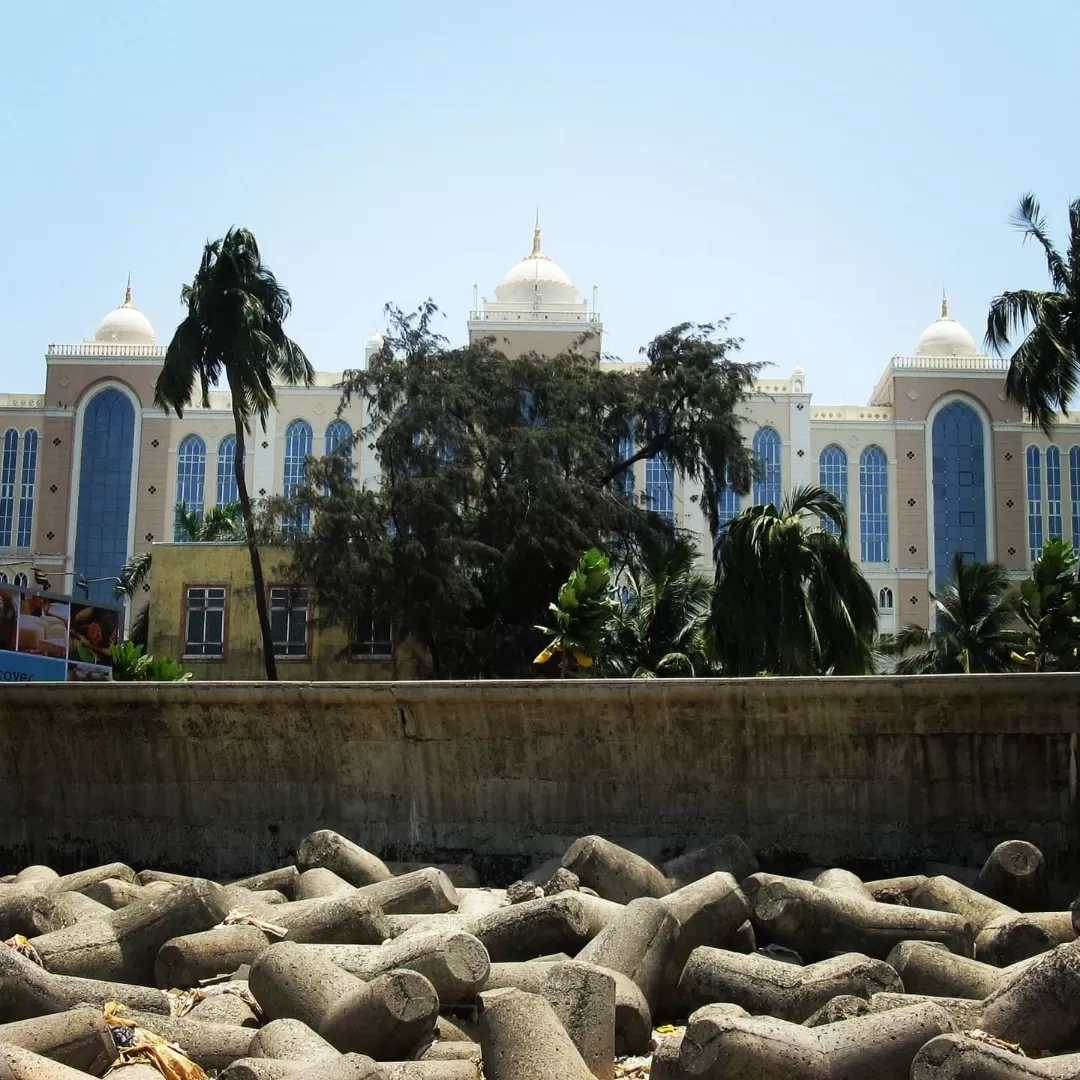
[645,454,674,521]
[1027,445,1044,563]
[932,400,986,586]
[753,427,781,507]
[16,430,37,548]
[283,420,312,534]
[818,444,847,535]
[74,389,135,603]
[174,434,206,538]
[0,430,17,547]
[1046,445,1062,539]
[860,445,889,562]
[325,419,353,480]
[217,435,239,506]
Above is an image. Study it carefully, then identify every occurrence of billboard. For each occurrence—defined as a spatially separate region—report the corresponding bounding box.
[0,584,120,682]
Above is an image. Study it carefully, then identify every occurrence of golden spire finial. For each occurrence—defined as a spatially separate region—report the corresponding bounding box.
[530,208,541,257]
[941,286,948,319]
[124,273,132,306]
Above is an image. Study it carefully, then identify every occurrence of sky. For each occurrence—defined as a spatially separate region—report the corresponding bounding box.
[1,1,1077,404]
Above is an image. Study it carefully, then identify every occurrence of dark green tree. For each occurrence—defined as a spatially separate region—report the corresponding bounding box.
[711,486,878,675]
[881,553,1021,674]
[1013,537,1080,671]
[154,228,313,679]
[279,303,759,678]
[987,193,1080,433]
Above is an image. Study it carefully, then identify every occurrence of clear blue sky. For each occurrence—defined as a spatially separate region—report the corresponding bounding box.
[2,1,1077,403]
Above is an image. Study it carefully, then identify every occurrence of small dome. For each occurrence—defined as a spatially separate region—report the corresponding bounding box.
[364,332,385,350]
[494,223,579,306]
[915,294,976,358]
[94,281,155,345]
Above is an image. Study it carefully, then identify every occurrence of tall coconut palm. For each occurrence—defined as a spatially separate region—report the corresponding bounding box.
[881,553,1021,674]
[604,538,715,677]
[711,485,877,676]
[154,229,313,678]
[986,193,1080,434]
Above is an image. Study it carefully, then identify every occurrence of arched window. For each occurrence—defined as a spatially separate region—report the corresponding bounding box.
[0,573,7,584]
[717,481,740,528]
[175,435,207,538]
[932,400,987,586]
[1027,445,1044,563]
[1071,447,1080,546]
[818,444,848,535]
[13,572,26,587]
[283,420,313,534]
[16,430,38,548]
[860,446,889,562]
[325,420,354,480]
[0,430,18,547]
[752,427,781,507]
[74,388,136,603]
[217,435,239,507]
[645,454,674,521]
[878,586,894,611]
[1047,445,1063,539]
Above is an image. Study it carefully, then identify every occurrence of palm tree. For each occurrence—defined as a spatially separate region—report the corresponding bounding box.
[711,485,878,676]
[154,229,314,678]
[117,502,245,644]
[881,553,1021,674]
[986,193,1080,434]
[604,538,715,677]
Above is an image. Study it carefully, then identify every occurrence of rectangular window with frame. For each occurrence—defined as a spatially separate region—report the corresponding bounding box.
[270,586,309,657]
[185,586,226,657]
[352,600,393,658]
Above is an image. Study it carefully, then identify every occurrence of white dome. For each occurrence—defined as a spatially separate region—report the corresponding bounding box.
[94,283,155,345]
[494,224,579,306]
[364,332,385,350]
[915,296,976,358]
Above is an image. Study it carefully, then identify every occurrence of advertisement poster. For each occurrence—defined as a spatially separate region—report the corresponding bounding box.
[0,584,119,682]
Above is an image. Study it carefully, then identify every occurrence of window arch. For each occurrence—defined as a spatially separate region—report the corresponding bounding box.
[217,435,239,506]
[752,427,781,507]
[1026,445,1044,563]
[645,454,674,521]
[878,586,894,611]
[1071,447,1080,546]
[818,444,848,535]
[13,572,26,587]
[74,388,136,603]
[860,445,889,562]
[1047,445,1063,539]
[0,573,7,584]
[325,420,354,480]
[16,430,38,548]
[283,420,313,534]
[0,430,17,547]
[175,435,207,537]
[932,400,987,586]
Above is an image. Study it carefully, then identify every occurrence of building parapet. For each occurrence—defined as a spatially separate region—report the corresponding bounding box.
[890,353,1008,371]
[812,405,894,422]
[47,342,166,358]
[0,395,45,409]
[468,309,602,325]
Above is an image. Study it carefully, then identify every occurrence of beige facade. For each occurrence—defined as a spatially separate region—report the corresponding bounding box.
[8,239,1080,641]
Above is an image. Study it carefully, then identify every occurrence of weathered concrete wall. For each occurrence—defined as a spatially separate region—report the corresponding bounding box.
[1,676,1078,879]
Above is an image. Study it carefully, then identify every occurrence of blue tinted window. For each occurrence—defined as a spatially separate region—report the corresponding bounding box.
[818,444,847,535]
[717,468,741,528]
[283,420,312,534]
[0,430,17,546]
[175,434,206,538]
[217,435,239,506]
[616,433,635,497]
[753,427,781,507]
[932,400,986,586]
[325,420,353,480]
[1047,445,1062,539]
[1027,445,1044,563]
[860,445,889,562]
[16,430,37,548]
[1071,447,1080,546]
[645,454,674,521]
[74,388,135,603]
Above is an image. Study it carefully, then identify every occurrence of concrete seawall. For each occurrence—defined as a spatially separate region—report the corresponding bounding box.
[1,676,1077,879]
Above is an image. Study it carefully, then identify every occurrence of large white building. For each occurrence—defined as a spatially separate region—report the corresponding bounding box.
[0,226,1072,637]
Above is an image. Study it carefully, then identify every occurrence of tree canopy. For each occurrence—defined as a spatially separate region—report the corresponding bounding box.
[277,303,759,678]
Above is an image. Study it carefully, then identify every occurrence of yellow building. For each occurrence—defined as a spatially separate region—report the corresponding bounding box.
[146,542,422,680]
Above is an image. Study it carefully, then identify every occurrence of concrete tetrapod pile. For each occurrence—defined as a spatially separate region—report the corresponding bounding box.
[0,833,1079,1077]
